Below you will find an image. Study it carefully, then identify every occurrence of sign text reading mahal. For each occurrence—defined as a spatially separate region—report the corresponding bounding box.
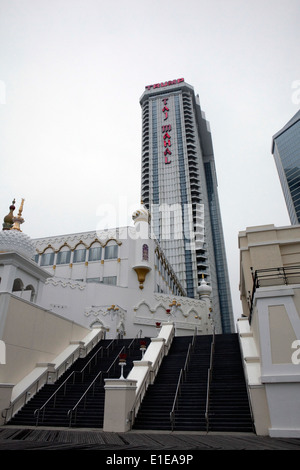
[145,78,184,91]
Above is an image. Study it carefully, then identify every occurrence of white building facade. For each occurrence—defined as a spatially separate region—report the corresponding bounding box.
[33,206,214,339]
[238,224,300,437]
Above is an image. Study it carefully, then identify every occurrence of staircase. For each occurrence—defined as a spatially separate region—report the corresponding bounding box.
[171,334,212,431]
[207,333,254,432]
[133,333,253,432]
[133,336,191,430]
[7,337,150,429]
[7,333,254,432]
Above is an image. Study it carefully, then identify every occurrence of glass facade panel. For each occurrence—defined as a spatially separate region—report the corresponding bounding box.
[272,111,300,224]
[174,94,194,298]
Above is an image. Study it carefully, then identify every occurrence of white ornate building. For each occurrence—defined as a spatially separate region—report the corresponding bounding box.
[32,203,214,338]
[0,198,213,425]
[2,199,300,437]
[1,199,214,342]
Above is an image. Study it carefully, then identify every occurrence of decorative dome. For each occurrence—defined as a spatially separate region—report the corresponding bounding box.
[0,229,36,259]
[197,277,212,297]
[132,201,150,224]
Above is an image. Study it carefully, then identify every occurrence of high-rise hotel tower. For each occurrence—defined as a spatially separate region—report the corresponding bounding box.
[140,78,234,333]
[272,109,300,225]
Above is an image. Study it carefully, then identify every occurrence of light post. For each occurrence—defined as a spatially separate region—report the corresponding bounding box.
[140,340,147,358]
[118,353,127,379]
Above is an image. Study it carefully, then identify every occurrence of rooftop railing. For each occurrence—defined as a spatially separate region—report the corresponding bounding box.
[248,265,300,323]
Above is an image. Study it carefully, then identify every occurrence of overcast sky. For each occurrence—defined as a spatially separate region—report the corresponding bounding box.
[0,0,299,322]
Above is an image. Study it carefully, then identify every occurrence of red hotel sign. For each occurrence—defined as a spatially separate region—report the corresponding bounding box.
[145,78,185,165]
[162,98,171,164]
[145,78,184,91]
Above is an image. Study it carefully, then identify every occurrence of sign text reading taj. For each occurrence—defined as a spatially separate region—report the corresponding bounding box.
[145,78,184,91]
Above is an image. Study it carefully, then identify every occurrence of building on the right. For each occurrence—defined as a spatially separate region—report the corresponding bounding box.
[272,109,300,225]
[238,223,300,436]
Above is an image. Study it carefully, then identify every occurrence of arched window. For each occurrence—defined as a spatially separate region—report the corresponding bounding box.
[142,244,149,261]
[56,248,71,265]
[88,243,102,262]
[12,278,24,292]
[73,244,86,263]
[41,250,55,266]
[104,243,118,260]
[25,285,35,302]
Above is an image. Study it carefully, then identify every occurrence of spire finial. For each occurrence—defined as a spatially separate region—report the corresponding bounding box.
[11,198,25,232]
[2,199,16,230]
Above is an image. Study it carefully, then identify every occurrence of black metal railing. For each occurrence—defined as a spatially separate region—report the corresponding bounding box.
[248,265,300,323]
[67,332,143,427]
[34,336,121,426]
[205,328,215,433]
[170,329,197,431]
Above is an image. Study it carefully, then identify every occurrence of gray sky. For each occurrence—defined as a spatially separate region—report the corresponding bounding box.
[0,0,299,322]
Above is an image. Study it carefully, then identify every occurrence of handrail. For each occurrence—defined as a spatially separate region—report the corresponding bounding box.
[126,335,140,355]
[205,327,215,433]
[2,368,49,424]
[34,370,76,425]
[170,369,183,431]
[106,346,125,376]
[192,327,197,347]
[4,329,104,424]
[34,331,133,427]
[4,348,80,424]
[170,341,194,431]
[67,345,126,427]
[105,334,121,356]
[34,344,105,425]
[67,371,103,427]
[105,338,116,356]
[68,332,143,427]
[36,333,142,428]
[79,345,104,381]
[183,343,192,380]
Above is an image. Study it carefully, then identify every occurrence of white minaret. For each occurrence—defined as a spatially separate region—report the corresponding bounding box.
[131,203,152,290]
[197,276,214,330]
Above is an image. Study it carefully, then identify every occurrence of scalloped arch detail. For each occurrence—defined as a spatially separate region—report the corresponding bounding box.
[133,300,154,313]
[73,240,89,250]
[102,238,122,247]
[37,237,122,254]
[38,244,55,255]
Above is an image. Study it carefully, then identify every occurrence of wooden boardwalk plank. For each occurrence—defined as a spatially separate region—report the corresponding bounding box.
[1,426,300,450]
